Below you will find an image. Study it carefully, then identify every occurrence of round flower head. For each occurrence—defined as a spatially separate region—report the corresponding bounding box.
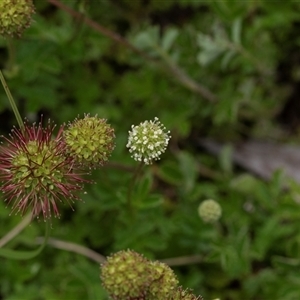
[198,199,222,223]
[126,117,171,165]
[100,249,151,300]
[0,121,87,220]
[64,114,115,169]
[0,0,35,37]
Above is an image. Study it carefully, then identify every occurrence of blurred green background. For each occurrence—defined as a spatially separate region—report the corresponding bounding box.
[1,1,300,299]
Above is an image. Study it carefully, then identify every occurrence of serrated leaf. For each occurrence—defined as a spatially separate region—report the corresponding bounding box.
[177,151,198,193]
[197,51,220,66]
[197,33,218,51]
[221,49,236,69]
[132,26,160,50]
[161,28,179,52]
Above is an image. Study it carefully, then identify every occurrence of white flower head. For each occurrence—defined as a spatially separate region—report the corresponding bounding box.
[126,117,171,164]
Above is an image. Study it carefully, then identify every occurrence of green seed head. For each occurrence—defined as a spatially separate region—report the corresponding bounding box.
[64,114,115,168]
[148,261,179,300]
[198,199,222,223]
[0,0,35,37]
[100,250,150,300]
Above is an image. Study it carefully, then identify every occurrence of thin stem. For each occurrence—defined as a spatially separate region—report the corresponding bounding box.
[127,161,144,215]
[160,254,204,267]
[35,237,106,263]
[0,70,23,129]
[0,213,32,248]
[0,217,50,260]
[35,237,201,267]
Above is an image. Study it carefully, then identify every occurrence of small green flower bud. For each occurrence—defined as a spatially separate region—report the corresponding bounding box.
[64,114,115,168]
[198,199,222,223]
[148,261,179,300]
[100,250,151,300]
[0,0,35,37]
[127,117,171,165]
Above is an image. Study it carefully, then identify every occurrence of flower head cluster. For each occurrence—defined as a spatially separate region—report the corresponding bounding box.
[100,249,202,300]
[198,199,222,223]
[0,0,35,37]
[64,114,115,169]
[126,117,171,165]
[0,121,86,220]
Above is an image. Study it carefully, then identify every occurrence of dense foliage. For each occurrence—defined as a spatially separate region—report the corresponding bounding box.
[1,1,300,299]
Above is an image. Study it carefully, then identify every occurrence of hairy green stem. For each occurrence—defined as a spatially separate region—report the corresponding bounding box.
[0,218,50,260]
[127,161,144,216]
[0,70,23,129]
[0,213,32,248]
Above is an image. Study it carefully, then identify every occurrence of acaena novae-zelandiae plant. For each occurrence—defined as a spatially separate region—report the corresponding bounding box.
[0,71,204,299]
[0,72,193,298]
[0,6,204,298]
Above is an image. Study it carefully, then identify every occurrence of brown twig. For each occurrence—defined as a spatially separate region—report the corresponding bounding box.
[160,254,204,267]
[36,236,202,267]
[36,237,106,263]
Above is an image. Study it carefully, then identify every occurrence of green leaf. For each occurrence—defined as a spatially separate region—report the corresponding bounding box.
[132,26,160,50]
[137,194,164,209]
[231,18,242,45]
[177,151,198,193]
[161,28,179,52]
[221,49,236,69]
[157,160,183,186]
[219,144,233,174]
[134,171,153,202]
